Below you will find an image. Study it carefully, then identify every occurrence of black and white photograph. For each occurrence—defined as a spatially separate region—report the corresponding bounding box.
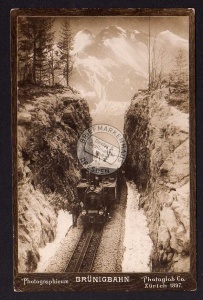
[12,8,196,292]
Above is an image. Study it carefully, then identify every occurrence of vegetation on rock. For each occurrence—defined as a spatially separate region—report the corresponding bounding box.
[18,84,91,272]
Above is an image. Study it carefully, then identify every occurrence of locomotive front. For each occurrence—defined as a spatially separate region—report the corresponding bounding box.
[76,168,119,227]
[81,181,107,226]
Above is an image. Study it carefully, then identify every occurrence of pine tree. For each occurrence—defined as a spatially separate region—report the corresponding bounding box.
[58,18,74,87]
[175,49,188,84]
[18,32,33,82]
[151,42,174,89]
[170,49,188,89]
[18,17,54,84]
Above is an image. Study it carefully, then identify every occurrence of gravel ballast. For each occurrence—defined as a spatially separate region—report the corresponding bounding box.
[92,179,127,272]
[43,218,83,273]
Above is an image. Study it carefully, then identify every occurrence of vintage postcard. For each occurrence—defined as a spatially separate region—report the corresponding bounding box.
[12,8,196,291]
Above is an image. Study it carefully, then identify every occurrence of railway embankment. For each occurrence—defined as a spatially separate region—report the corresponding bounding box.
[17,84,91,272]
[124,87,190,272]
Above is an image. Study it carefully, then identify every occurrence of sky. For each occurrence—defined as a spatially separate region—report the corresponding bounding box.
[53,16,189,40]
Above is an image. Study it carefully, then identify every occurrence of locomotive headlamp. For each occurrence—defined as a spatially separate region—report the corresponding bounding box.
[99,209,104,215]
[81,210,87,215]
[90,186,94,191]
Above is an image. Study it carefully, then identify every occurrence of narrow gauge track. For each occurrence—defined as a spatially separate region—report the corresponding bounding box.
[65,227,103,272]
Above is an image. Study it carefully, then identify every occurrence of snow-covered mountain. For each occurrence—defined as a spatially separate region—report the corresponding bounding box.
[155,30,188,49]
[69,26,188,130]
[45,27,188,130]
[73,29,95,54]
[70,26,149,130]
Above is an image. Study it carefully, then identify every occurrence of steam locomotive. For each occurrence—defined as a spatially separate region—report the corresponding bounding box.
[76,168,121,227]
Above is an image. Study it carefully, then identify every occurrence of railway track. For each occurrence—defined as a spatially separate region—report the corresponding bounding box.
[65,227,103,272]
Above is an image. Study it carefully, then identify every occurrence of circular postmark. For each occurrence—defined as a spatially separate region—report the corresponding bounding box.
[77,124,127,175]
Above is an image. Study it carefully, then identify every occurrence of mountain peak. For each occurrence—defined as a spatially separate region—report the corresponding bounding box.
[158,30,186,42]
[97,25,127,40]
[158,30,177,38]
[74,28,95,40]
[115,26,127,33]
[156,30,188,48]
[104,25,126,32]
[73,29,95,54]
[133,29,140,34]
[78,28,94,36]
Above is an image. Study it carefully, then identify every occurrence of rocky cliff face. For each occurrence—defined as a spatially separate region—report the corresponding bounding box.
[17,84,91,272]
[124,87,190,272]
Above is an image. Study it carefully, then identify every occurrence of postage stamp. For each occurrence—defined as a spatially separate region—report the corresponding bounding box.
[12,8,196,292]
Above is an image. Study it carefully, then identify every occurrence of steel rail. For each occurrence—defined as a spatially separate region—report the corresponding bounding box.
[65,227,103,272]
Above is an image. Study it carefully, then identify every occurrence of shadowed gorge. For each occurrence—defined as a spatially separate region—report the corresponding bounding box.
[18,85,92,272]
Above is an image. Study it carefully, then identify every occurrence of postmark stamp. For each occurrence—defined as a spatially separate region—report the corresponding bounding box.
[77,124,127,175]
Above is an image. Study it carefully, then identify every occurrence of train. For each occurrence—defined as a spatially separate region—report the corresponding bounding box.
[76,168,121,227]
